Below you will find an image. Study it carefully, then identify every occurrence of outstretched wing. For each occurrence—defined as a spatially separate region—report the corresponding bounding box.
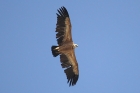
[56,6,73,46]
[60,49,79,86]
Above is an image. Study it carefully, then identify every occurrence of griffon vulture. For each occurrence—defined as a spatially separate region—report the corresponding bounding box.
[51,6,79,86]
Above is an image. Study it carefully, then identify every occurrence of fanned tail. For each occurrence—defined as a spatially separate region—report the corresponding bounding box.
[51,46,59,57]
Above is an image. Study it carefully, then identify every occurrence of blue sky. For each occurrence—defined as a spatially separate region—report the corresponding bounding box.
[0,0,140,93]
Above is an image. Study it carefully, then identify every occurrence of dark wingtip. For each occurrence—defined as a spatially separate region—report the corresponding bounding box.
[64,67,79,86]
[56,6,69,17]
[68,74,79,86]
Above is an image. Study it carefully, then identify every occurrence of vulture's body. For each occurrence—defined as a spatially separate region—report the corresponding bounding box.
[51,6,79,86]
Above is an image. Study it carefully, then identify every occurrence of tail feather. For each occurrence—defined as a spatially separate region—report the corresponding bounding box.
[51,46,59,57]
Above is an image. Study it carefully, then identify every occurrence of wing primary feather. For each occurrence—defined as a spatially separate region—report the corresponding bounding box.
[57,9,64,17]
[62,7,69,17]
[56,13,60,17]
[59,8,64,17]
[57,7,69,18]
[64,67,79,86]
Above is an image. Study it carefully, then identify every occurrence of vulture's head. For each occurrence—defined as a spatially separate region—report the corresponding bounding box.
[73,43,78,48]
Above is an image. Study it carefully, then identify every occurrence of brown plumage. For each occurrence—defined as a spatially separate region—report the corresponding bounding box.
[51,6,79,86]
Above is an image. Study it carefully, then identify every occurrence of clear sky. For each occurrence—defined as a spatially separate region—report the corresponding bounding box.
[0,0,140,93]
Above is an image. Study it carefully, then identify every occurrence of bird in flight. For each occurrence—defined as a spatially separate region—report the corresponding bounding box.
[51,6,79,86]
